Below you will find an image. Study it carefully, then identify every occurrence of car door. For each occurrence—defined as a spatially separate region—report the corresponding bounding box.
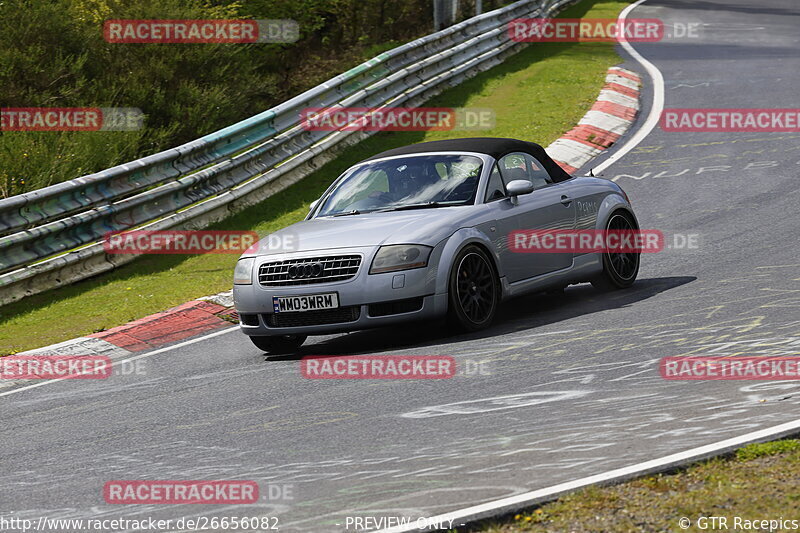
[489,152,576,283]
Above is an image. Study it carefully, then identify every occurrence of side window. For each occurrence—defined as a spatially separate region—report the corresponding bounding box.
[499,153,528,186]
[525,154,553,189]
[498,152,553,191]
[485,164,506,202]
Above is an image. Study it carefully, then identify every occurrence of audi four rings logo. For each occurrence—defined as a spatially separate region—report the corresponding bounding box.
[287,263,324,279]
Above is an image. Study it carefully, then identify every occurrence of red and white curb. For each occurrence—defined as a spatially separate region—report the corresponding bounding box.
[18,298,234,359]
[546,66,642,174]
[1,296,236,390]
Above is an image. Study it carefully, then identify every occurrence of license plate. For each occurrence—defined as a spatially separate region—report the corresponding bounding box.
[273,293,339,313]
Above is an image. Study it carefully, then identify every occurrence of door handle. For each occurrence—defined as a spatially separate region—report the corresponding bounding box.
[560,195,572,206]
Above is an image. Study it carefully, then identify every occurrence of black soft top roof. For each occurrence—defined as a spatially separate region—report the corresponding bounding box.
[362,137,572,182]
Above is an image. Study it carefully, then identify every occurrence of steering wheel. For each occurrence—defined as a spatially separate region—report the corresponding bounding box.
[442,176,477,202]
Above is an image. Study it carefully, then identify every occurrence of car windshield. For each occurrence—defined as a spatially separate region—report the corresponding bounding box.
[316,154,483,216]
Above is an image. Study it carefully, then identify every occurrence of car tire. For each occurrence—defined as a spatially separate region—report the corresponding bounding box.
[447,245,500,332]
[591,210,640,291]
[249,334,307,354]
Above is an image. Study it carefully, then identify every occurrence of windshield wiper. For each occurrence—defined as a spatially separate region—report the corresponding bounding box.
[378,201,456,212]
[329,202,457,216]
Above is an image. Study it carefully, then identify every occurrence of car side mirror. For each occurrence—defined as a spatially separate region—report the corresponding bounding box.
[309,198,320,212]
[506,180,534,204]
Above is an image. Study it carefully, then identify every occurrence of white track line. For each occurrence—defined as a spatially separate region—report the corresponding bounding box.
[592,0,664,175]
[0,326,238,398]
[377,418,800,532]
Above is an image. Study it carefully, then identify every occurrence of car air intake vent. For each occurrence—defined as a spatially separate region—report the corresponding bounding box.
[368,297,424,317]
[258,255,361,286]
[265,306,360,327]
[239,313,259,326]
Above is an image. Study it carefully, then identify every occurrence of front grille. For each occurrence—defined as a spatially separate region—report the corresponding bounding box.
[258,255,361,286]
[265,306,361,328]
[368,297,424,317]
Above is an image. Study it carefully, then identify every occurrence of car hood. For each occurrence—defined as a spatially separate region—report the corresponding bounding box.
[254,208,476,255]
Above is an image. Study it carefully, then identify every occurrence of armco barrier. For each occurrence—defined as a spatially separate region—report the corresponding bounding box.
[0,0,577,305]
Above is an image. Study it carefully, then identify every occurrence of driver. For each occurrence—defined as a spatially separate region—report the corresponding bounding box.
[389,161,440,202]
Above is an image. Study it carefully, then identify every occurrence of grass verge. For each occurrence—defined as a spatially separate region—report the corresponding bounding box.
[474,438,800,533]
[0,0,630,354]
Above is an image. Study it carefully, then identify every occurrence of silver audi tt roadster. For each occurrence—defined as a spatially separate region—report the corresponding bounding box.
[233,138,640,353]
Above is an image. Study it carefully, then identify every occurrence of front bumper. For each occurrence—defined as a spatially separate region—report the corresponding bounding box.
[233,246,448,336]
[236,293,447,336]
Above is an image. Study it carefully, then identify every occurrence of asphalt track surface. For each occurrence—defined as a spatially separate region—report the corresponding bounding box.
[3,1,800,531]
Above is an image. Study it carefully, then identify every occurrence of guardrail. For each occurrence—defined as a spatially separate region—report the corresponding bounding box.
[0,0,576,305]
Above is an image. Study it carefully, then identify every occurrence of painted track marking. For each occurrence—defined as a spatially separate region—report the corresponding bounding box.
[593,0,664,176]
[0,326,238,398]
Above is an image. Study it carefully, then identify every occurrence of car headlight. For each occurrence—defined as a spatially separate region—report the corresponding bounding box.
[369,245,432,274]
[233,257,255,285]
